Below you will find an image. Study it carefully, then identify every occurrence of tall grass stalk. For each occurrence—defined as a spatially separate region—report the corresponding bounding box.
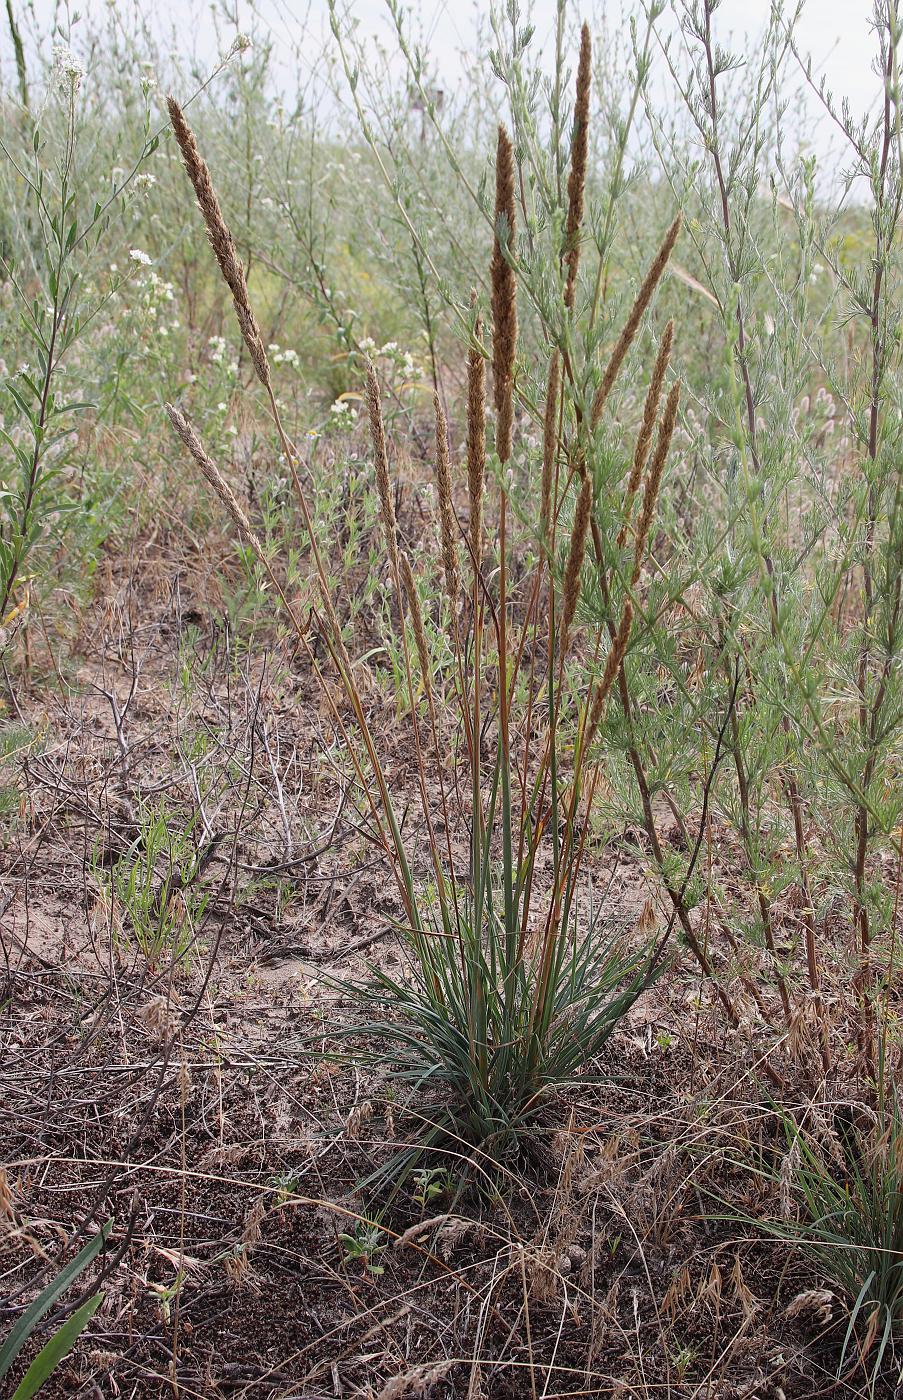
[166,43,681,1180]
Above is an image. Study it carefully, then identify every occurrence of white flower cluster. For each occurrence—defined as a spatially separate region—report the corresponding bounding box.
[129,248,153,266]
[52,43,85,96]
[140,61,158,93]
[118,267,180,338]
[330,399,358,425]
[208,337,239,375]
[358,337,420,379]
[268,343,300,368]
[141,271,174,305]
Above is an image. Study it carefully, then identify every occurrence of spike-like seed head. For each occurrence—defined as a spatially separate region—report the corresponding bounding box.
[631,381,681,585]
[400,553,432,701]
[166,403,258,553]
[166,96,271,388]
[563,23,591,309]
[591,213,681,428]
[618,319,674,549]
[433,391,460,612]
[586,600,633,748]
[491,125,518,465]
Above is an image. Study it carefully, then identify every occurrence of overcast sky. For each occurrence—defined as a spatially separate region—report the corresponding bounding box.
[262,0,880,122]
[10,0,883,154]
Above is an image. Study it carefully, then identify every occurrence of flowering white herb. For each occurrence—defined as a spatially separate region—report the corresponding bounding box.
[52,44,85,96]
[330,399,357,424]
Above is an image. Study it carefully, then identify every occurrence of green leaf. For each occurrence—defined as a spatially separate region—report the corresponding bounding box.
[10,1294,103,1400]
[5,383,37,426]
[0,1221,111,1381]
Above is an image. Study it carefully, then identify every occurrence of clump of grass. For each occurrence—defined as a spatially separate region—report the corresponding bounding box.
[762,1091,903,1392]
[165,36,681,1184]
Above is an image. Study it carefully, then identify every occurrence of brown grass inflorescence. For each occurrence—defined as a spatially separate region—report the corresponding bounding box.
[591,214,681,428]
[585,600,633,751]
[166,97,270,389]
[563,23,591,310]
[491,125,518,464]
[617,319,673,548]
[165,404,261,557]
[400,553,432,704]
[631,381,680,585]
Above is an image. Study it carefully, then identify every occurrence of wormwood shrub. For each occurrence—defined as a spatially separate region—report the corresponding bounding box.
[0,34,251,657]
[163,25,685,1183]
[0,50,136,634]
[94,803,210,967]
